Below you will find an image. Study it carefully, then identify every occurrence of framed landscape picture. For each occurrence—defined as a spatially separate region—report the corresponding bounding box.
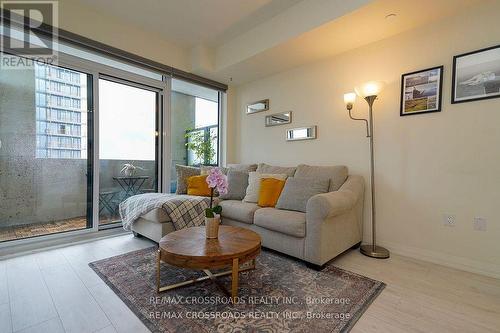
[452,45,500,103]
[400,66,443,116]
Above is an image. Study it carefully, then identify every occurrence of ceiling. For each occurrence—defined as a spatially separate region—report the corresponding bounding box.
[71,0,487,85]
[214,0,486,84]
[72,0,301,47]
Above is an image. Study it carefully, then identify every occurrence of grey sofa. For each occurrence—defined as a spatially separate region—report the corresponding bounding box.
[131,166,364,266]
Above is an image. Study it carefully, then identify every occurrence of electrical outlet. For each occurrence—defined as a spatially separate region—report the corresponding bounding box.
[473,217,487,231]
[443,214,455,227]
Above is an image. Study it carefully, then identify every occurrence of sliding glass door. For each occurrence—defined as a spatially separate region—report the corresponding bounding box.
[98,77,160,226]
[0,54,165,243]
[0,55,93,242]
[0,24,226,243]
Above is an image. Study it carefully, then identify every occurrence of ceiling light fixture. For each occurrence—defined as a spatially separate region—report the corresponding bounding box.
[385,13,397,20]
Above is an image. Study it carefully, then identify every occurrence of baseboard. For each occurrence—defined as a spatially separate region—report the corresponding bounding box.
[383,241,500,279]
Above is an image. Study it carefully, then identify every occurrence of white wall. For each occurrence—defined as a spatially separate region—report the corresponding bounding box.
[230,2,500,278]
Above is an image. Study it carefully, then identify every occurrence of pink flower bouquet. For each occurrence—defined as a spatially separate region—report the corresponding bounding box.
[205,167,228,218]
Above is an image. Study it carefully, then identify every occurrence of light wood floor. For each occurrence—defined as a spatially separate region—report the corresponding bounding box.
[0,235,154,333]
[333,250,500,333]
[0,235,499,333]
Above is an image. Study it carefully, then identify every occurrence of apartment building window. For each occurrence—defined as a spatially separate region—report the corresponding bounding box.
[33,63,88,159]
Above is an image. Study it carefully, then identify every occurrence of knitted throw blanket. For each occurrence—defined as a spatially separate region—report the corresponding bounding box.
[119,193,210,231]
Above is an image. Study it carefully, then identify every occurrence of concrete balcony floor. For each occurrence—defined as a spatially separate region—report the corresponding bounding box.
[0,216,121,243]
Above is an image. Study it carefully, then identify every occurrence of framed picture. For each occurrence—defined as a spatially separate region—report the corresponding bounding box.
[400,66,443,116]
[452,44,500,103]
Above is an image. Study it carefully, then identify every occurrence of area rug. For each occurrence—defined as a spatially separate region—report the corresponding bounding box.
[89,247,385,333]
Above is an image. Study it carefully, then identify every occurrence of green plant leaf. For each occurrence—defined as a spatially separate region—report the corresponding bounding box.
[205,208,214,218]
[185,128,217,165]
[212,205,222,214]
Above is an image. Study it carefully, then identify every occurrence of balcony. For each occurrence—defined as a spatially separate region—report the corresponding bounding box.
[0,158,156,243]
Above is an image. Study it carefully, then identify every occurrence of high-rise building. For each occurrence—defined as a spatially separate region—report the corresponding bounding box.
[35,63,88,159]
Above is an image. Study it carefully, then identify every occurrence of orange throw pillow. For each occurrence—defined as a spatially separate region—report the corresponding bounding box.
[258,178,286,207]
[187,175,212,196]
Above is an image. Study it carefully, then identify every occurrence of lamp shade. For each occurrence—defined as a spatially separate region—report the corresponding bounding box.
[354,81,385,98]
[343,92,356,105]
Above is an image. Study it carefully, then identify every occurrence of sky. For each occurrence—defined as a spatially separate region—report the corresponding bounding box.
[195,97,218,128]
[99,79,156,161]
[99,80,219,161]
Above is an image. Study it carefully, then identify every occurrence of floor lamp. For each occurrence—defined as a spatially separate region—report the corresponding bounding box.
[344,81,390,259]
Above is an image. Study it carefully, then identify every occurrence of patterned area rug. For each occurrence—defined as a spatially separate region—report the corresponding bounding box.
[89,247,385,333]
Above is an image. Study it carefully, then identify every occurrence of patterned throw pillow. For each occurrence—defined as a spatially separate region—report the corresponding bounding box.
[243,172,287,203]
[258,178,286,207]
[187,175,211,196]
[175,165,200,194]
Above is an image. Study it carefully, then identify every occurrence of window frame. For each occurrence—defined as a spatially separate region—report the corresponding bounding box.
[0,23,225,246]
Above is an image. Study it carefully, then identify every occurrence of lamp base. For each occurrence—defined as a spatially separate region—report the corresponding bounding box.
[360,244,390,259]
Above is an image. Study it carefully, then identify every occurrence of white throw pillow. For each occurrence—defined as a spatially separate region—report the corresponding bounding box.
[242,172,287,203]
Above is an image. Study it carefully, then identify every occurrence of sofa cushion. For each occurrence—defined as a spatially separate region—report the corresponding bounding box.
[175,165,201,194]
[219,170,249,200]
[276,177,330,212]
[220,200,260,224]
[243,172,287,203]
[227,163,258,173]
[256,163,296,177]
[295,164,348,192]
[141,208,170,223]
[254,208,306,238]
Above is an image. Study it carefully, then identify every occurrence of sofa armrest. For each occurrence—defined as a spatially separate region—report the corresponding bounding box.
[306,175,364,220]
[304,175,365,265]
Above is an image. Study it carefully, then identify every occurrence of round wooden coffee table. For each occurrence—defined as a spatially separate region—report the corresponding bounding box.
[157,226,261,300]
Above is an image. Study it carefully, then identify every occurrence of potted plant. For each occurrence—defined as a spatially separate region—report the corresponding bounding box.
[204,167,228,239]
[185,129,217,166]
[120,163,145,177]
